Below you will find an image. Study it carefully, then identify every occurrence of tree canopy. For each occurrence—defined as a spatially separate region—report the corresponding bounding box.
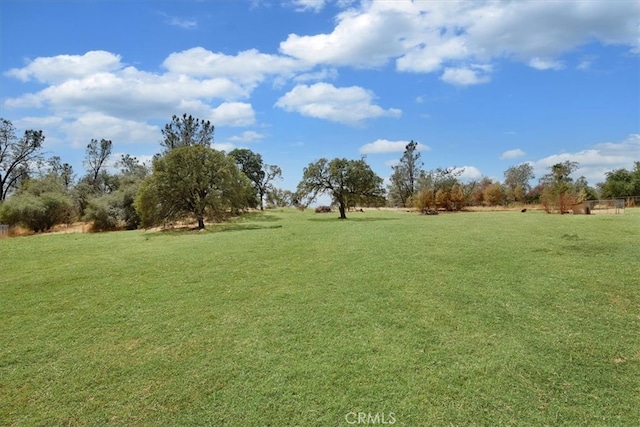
[297,157,385,219]
[388,140,422,207]
[0,118,45,201]
[135,145,252,229]
[160,114,214,154]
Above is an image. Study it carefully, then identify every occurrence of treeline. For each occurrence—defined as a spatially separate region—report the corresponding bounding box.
[0,115,286,232]
[1,117,639,233]
[387,141,640,213]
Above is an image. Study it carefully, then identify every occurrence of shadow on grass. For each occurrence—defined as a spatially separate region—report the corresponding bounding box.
[237,211,282,223]
[143,222,282,237]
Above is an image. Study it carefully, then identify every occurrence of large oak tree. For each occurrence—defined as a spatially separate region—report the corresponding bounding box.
[135,145,252,229]
[297,157,385,219]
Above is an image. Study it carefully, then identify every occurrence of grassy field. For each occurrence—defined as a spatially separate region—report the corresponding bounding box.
[1,208,639,426]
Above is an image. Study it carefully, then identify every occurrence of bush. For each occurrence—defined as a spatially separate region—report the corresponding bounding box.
[0,192,73,232]
[314,205,332,213]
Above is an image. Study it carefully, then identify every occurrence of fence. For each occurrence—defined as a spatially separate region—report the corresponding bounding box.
[578,199,626,215]
[0,224,9,238]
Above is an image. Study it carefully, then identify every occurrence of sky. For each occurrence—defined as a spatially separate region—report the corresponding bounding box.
[1,0,639,194]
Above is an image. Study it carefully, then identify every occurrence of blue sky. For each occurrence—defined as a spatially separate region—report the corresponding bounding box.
[1,0,639,193]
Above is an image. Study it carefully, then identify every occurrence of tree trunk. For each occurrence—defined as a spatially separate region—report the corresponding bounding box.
[338,202,347,219]
[197,217,205,229]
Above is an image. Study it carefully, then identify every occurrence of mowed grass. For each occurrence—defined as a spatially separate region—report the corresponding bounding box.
[1,208,639,426]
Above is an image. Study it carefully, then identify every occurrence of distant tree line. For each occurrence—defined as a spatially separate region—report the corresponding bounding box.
[2,116,639,233]
[386,141,639,213]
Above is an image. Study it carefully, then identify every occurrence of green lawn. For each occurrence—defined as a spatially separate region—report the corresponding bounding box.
[1,208,639,426]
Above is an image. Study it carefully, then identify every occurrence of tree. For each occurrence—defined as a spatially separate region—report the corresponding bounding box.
[84,138,113,192]
[503,163,534,203]
[160,114,214,153]
[297,157,385,219]
[598,163,640,198]
[229,149,284,211]
[413,167,463,210]
[388,141,422,207]
[0,178,73,232]
[0,118,45,201]
[135,145,252,229]
[46,156,75,191]
[539,161,580,213]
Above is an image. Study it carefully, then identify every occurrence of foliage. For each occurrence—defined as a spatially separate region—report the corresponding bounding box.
[0,118,45,201]
[314,205,333,213]
[229,148,283,210]
[0,178,73,232]
[135,145,252,229]
[387,141,422,207]
[598,162,640,198]
[483,182,507,206]
[297,157,385,219]
[84,138,113,193]
[266,187,294,208]
[160,113,214,154]
[539,161,581,213]
[503,163,534,203]
[413,167,464,211]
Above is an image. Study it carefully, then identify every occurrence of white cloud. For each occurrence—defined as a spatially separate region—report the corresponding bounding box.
[227,130,266,143]
[291,0,328,12]
[500,149,526,160]
[5,50,123,83]
[4,50,257,131]
[440,66,491,86]
[455,166,483,182]
[528,57,565,70]
[163,47,307,88]
[60,113,160,148]
[359,139,429,154]
[212,142,236,152]
[278,1,640,83]
[275,83,401,125]
[293,68,339,83]
[533,134,640,184]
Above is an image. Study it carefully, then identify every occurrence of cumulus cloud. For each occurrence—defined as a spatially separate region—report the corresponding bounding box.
[279,1,639,81]
[5,51,123,83]
[440,65,492,86]
[533,134,640,184]
[227,130,266,143]
[455,166,483,182]
[4,50,258,130]
[528,57,565,70]
[359,139,429,154]
[500,149,526,160]
[162,47,307,87]
[275,83,401,125]
[60,113,160,148]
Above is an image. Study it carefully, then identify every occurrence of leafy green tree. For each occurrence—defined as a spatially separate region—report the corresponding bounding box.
[388,141,422,207]
[598,163,640,198]
[160,114,214,154]
[503,163,534,203]
[135,145,252,229]
[229,148,283,210]
[0,178,73,232]
[0,118,45,201]
[266,188,294,208]
[297,157,385,219]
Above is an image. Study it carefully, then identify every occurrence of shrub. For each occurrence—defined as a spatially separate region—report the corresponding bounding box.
[0,192,73,232]
[314,205,332,213]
